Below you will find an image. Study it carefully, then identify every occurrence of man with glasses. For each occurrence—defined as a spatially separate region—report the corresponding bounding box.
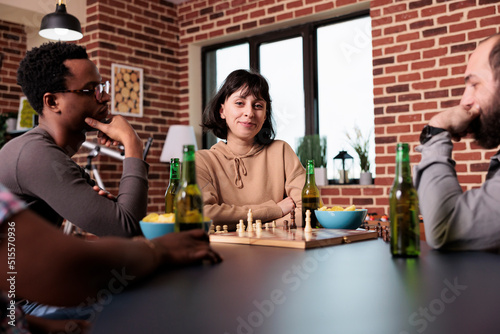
[0,42,148,239]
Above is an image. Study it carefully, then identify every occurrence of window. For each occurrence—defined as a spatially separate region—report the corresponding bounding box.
[202,11,374,182]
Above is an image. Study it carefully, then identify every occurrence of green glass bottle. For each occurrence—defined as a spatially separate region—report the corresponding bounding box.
[301,160,321,228]
[165,158,180,214]
[389,143,420,257]
[175,145,204,232]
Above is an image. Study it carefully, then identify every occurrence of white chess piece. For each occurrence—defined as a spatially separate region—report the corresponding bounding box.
[215,225,222,234]
[238,219,245,232]
[304,210,312,233]
[247,209,254,232]
[256,220,262,233]
[223,225,228,233]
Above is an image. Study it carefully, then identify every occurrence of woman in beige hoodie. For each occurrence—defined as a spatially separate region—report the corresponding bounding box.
[197,70,306,230]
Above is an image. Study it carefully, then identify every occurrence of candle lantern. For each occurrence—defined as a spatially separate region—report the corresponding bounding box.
[334,150,353,184]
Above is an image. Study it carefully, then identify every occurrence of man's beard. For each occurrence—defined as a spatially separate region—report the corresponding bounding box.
[469,93,500,149]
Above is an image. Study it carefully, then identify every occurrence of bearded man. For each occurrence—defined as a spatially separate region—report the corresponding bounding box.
[414,33,500,251]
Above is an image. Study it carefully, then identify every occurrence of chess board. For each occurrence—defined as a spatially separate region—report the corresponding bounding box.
[209,227,377,249]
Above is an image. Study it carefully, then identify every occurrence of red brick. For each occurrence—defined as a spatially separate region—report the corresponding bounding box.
[397,52,421,63]
[468,28,498,41]
[413,102,438,111]
[411,59,435,70]
[276,12,293,21]
[421,4,446,16]
[468,6,496,19]
[457,175,483,184]
[396,32,420,42]
[399,114,422,123]
[295,7,313,17]
[315,2,334,12]
[439,77,463,88]
[342,188,362,196]
[423,68,448,79]
[268,4,284,14]
[480,16,500,27]
[437,13,463,24]
[384,24,407,35]
[321,188,340,196]
[410,39,435,50]
[375,116,396,125]
[398,73,421,82]
[287,0,303,9]
[395,11,418,22]
[439,33,466,45]
[439,55,467,67]
[470,163,489,172]
[362,187,384,196]
[423,47,447,59]
[371,17,393,28]
[387,125,411,134]
[385,44,407,54]
[386,64,408,74]
[450,21,477,33]
[399,93,421,102]
[386,105,409,113]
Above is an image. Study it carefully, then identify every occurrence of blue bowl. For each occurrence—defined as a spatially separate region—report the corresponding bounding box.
[314,209,368,229]
[139,220,213,239]
[139,221,175,239]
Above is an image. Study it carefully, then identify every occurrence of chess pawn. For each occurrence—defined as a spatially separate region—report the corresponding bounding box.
[238,219,245,232]
[271,221,276,228]
[304,210,312,233]
[247,209,254,232]
[256,220,262,230]
[223,225,228,233]
[215,225,221,234]
[290,210,297,229]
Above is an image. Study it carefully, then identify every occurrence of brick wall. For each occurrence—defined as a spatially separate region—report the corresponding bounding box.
[1,0,499,219]
[0,20,26,116]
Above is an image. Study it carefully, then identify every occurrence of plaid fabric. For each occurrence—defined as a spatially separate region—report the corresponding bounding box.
[0,183,30,333]
[0,184,26,223]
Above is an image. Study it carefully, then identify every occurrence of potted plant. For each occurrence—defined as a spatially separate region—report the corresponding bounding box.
[296,134,328,186]
[346,126,372,185]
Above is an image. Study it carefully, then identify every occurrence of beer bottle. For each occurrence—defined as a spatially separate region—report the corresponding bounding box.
[175,145,204,232]
[389,143,420,257]
[301,160,321,228]
[165,158,180,214]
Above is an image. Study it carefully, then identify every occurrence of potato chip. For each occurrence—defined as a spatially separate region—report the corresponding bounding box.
[328,206,345,211]
[157,213,175,223]
[142,213,159,222]
[142,213,212,223]
[343,205,356,211]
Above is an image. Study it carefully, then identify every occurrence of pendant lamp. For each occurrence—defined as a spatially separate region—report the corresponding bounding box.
[39,0,83,41]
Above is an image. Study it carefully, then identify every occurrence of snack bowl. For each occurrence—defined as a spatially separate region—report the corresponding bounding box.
[139,221,175,239]
[315,209,368,229]
[140,213,213,239]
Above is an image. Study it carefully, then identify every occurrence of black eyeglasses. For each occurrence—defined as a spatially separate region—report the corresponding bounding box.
[52,81,110,102]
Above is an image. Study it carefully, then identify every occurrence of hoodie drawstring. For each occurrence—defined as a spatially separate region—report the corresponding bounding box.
[233,157,247,188]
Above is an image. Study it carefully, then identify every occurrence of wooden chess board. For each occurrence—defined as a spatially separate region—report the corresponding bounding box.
[209,227,377,249]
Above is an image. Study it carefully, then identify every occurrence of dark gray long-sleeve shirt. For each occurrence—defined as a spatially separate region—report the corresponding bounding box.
[0,127,148,237]
[414,131,500,251]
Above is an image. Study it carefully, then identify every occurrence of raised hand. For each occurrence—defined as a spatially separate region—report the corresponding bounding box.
[85,115,143,158]
[152,229,223,266]
[429,104,480,141]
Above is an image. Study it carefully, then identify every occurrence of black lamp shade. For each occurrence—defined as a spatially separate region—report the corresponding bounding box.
[39,3,83,41]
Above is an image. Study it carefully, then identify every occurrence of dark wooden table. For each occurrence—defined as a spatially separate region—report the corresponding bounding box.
[91,238,500,334]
